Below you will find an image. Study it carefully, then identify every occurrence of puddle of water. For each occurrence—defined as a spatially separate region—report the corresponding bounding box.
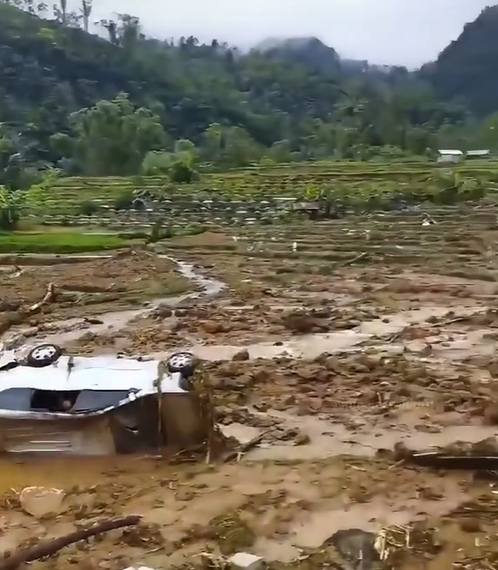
[0,454,130,491]
[429,330,498,361]
[377,328,498,363]
[167,257,224,298]
[2,252,486,364]
[230,409,498,461]
[147,306,483,362]
[356,306,479,336]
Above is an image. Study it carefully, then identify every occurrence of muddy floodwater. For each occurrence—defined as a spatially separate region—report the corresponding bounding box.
[2,217,498,570]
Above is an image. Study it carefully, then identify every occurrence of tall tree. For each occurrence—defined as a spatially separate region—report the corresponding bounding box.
[51,93,166,175]
[81,0,91,32]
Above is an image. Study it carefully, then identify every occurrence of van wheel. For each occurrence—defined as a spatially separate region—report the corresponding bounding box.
[167,351,196,378]
[26,344,62,367]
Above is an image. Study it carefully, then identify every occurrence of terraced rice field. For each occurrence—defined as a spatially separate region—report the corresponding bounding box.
[27,161,498,220]
[3,194,498,568]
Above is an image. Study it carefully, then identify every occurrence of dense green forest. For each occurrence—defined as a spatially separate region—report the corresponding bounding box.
[421,5,498,118]
[1,0,498,182]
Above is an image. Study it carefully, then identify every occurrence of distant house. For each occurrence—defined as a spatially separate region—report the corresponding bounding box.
[437,149,463,164]
[466,149,491,159]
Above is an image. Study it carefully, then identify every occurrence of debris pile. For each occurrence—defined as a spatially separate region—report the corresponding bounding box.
[374,523,441,568]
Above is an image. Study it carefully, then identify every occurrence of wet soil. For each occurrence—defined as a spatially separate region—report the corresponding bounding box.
[0,249,195,338]
[2,212,498,569]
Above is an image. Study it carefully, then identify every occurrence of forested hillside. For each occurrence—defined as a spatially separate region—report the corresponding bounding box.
[0,0,497,181]
[255,37,342,75]
[422,5,498,117]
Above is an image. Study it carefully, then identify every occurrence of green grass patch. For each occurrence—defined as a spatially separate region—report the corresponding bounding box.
[0,232,133,253]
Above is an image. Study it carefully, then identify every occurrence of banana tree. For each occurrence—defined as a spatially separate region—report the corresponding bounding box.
[52,0,66,24]
[0,187,25,230]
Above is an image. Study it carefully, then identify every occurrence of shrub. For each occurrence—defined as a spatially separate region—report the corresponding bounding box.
[79,200,100,215]
[169,160,198,183]
[0,205,20,230]
[131,175,145,187]
[114,190,134,210]
[149,219,174,242]
[141,151,172,176]
[0,188,23,230]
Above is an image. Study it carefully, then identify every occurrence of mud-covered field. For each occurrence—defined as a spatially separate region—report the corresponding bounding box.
[0,250,194,339]
[2,208,498,570]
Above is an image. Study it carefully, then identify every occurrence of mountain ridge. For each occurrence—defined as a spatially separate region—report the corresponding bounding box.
[0,0,495,176]
[420,5,498,115]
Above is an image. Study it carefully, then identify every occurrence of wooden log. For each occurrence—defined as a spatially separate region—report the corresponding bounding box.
[0,515,142,570]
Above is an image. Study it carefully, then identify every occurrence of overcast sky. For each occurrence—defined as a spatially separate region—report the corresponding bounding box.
[81,0,492,67]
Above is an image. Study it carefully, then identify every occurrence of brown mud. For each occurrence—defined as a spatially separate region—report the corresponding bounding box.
[1,211,498,569]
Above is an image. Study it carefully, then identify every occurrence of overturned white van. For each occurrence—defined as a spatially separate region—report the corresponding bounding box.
[0,345,206,455]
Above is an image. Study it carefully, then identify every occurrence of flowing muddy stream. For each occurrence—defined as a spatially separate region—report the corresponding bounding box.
[0,254,226,350]
[1,253,487,359]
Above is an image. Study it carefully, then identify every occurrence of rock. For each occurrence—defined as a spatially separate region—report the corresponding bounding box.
[0,299,21,312]
[84,317,104,325]
[414,424,442,434]
[151,305,173,319]
[295,367,315,381]
[392,442,413,461]
[483,404,498,425]
[228,552,265,570]
[281,310,319,334]
[232,349,250,361]
[294,432,311,446]
[251,369,270,383]
[175,489,195,502]
[322,356,342,373]
[328,529,378,569]
[203,320,229,334]
[19,486,65,518]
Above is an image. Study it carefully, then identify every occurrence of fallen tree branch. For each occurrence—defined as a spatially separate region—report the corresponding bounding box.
[336,252,369,269]
[0,515,141,570]
[27,282,57,313]
[437,316,472,327]
[223,429,271,463]
[7,265,23,279]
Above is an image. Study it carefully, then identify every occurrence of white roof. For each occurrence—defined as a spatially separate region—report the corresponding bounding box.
[0,353,184,393]
[467,150,490,155]
[0,354,185,419]
[437,149,463,155]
